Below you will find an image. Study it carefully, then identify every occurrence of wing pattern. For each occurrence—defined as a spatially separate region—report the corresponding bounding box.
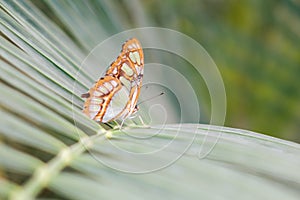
[82,38,144,123]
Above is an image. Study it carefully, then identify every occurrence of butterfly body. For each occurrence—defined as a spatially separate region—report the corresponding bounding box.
[82,38,144,123]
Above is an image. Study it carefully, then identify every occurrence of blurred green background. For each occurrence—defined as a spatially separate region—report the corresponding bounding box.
[144,0,300,142]
[33,0,300,142]
[143,0,300,142]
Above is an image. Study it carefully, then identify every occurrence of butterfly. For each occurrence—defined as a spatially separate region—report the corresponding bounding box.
[81,38,144,123]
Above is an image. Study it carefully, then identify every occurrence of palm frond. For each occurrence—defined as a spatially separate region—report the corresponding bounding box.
[0,1,299,200]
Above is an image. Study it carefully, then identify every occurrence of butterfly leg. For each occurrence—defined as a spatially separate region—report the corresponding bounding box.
[128,114,150,128]
[110,119,125,130]
[138,115,150,128]
[119,119,126,130]
[110,120,122,130]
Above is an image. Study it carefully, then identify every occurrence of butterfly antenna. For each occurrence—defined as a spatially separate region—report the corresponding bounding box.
[137,92,164,106]
[138,115,146,126]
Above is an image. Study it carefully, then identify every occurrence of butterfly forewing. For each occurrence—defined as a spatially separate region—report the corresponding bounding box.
[82,38,144,123]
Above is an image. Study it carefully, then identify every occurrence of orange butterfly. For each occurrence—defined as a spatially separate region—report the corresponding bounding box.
[81,38,144,123]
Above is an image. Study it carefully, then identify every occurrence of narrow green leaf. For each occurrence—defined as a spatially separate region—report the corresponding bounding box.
[0,144,43,174]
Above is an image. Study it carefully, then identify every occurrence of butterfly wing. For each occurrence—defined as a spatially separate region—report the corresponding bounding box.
[110,38,144,120]
[82,38,144,123]
[82,76,122,122]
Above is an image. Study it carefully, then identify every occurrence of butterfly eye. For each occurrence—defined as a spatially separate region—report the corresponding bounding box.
[134,105,139,111]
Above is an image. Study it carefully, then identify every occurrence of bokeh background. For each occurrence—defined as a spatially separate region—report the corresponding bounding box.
[144,0,300,142]
[33,0,300,143]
